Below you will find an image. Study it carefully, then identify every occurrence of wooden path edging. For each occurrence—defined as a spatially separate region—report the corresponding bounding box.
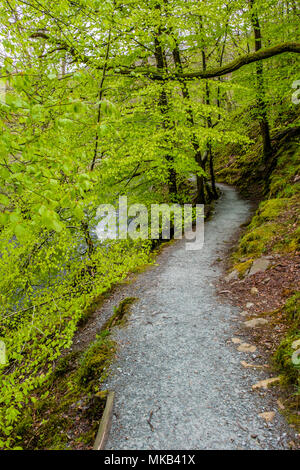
[93,391,115,450]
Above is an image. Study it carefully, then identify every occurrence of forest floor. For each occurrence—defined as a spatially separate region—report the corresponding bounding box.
[218,254,300,363]
[93,184,298,450]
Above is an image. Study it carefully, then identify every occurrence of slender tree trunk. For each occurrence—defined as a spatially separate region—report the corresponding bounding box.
[202,46,219,200]
[208,146,217,199]
[90,27,112,171]
[204,78,218,199]
[154,31,177,198]
[249,0,272,162]
[61,55,66,77]
[211,22,229,200]
[172,42,206,203]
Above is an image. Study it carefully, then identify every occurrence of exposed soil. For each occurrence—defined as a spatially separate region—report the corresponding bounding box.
[218,253,300,350]
[217,252,300,446]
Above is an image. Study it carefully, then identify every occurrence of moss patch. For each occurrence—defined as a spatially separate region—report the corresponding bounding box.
[233,259,254,276]
[13,328,117,449]
[234,194,299,260]
[76,333,115,387]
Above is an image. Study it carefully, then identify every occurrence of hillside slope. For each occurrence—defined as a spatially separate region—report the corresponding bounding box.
[216,123,300,433]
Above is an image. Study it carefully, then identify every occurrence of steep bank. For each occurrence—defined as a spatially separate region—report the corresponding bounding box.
[216,126,299,433]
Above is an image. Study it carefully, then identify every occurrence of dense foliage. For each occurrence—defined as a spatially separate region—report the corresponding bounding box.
[0,0,299,448]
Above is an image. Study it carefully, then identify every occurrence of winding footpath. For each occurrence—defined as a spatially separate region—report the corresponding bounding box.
[104,185,294,450]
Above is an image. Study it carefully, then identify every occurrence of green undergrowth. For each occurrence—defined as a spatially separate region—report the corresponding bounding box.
[11,296,137,450]
[0,238,150,449]
[0,211,179,449]
[234,196,299,261]
[215,112,300,199]
[102,297,137,331]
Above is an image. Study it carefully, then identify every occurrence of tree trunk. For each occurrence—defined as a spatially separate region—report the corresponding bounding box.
[172,42,206,203]
[153,33,177,199]
[249,0,272,162]
[202,45,219,200]
[208,145,218,199]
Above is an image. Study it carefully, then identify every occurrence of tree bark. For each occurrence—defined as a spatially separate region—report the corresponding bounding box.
[201,38,219,201]
[249,0,272,162]
[172,42,206,203]
[90,26,112,171]
[153,29,177,198]
[134,42,300,81]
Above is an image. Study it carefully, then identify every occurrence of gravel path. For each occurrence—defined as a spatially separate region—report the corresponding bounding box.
[104,185,294,450]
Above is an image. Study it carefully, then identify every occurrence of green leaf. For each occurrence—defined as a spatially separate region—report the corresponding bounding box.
[0,194,10,206]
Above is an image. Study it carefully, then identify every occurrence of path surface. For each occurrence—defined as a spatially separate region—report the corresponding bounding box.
[104,185,293,450]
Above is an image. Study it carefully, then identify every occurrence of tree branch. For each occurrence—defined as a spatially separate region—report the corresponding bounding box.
[130,41,300,81]
[30,33,300,82]
[179,42,300,80]
[30,32,97,67]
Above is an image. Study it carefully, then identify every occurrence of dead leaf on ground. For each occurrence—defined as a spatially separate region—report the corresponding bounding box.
[231,337,242,344]
[258,411,276,423]
[240,360,267,369]
[277,399,285,410]
[237,343,257,353]
[244,318,268,328]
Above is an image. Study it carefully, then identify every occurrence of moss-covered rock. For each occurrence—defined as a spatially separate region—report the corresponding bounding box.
[76,334,115,387]
[233,259,254,277]
[103,297,137,331]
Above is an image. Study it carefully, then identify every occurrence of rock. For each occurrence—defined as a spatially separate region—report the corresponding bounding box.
[237,343,257,353]
[224,269,239,282]
[291,339,300,350]
[244,318,268,328]
[252,377,280,390]
[240,361,267,369]
[250,287,259,295]
[258,411,275,423]
[246,302,254,309]
[248,257,270,276]
[277,399,285,410]
[232,337,242,344]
